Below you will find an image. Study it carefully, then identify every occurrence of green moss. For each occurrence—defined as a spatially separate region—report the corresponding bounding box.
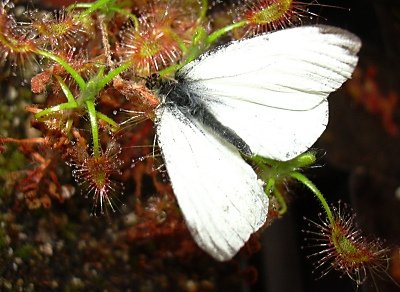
[15,244,35,260]
[0,146,27,198]
[60,222,77,242]
[0,147,26,176]
[0,228,8,249]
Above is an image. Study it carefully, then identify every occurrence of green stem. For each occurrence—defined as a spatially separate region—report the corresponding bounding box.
[96,112,119,131]
[109,7,139,29]
[264,178,287,215]
[206,20,248,46]
[199,0,208,21]
[273,188,288,215]
[97,61,133,90]
[86,100,100,157]
[183,27,208,64]
[68,3,92,9]
[76,0,114,20]
[70,1,139,29]
[289,172,334,223]
[35,102,78,119]
[250,155,276,169]
[65,118,73,133]
[56,76,77,105]
[264,177,275,194]
[159,64,183,77]
[165,28,188,53]
[35,50,86,91]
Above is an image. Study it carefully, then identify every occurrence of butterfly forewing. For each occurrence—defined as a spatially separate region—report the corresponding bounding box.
[179,25,361,112]
[176,25,361,161]
[156,105,269,261]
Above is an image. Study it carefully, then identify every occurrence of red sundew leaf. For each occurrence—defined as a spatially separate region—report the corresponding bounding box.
[346,66,399,137]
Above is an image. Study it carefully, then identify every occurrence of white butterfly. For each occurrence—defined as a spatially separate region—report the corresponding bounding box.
[155,25,361,261]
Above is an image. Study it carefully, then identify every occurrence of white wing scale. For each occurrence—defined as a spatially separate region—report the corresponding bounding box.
[156,105,269,261]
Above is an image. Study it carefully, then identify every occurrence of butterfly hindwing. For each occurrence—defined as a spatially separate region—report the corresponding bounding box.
[205,97,329,160]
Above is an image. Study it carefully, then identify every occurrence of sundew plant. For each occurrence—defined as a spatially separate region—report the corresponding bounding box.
[0,0,394,289]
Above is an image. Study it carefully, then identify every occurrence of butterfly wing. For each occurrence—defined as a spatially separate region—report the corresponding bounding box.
[156,105,269,261]
[178,25,361,160]
[206,97,328,160]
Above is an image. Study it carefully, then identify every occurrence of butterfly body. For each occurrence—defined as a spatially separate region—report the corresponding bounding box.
[154,25,361,261]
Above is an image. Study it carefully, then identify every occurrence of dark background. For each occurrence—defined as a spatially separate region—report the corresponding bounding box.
[258,0,400,291]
